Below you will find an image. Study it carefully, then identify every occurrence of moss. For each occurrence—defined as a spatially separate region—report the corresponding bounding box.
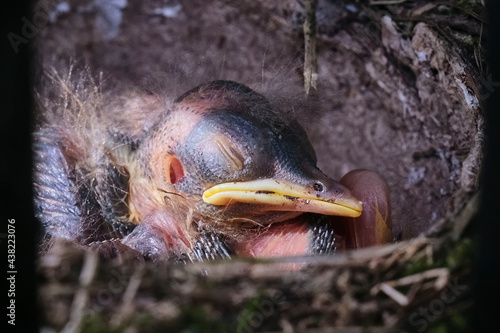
[133,313,157,329]
[443,238,474,269]
[81,306,230,333]
[404,257,440,276]
[173,306,228,333]
[401,237,475,333]
[81,313,120,333]
[236,293,269,333]
[404,237,476,276]
[427,312,471,333]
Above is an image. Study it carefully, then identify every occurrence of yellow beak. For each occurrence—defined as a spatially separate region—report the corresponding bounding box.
[202,178,362,218]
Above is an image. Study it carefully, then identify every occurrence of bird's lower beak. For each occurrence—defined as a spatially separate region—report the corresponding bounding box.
[202,178,363,218]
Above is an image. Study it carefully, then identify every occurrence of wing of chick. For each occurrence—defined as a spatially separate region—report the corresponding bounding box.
[33,69,151,249]
[33,68,232,261]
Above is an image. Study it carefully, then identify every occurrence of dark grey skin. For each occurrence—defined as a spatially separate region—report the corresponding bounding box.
[33,80,392,261]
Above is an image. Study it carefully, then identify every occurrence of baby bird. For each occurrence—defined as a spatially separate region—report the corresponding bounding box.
[33,73,392,261]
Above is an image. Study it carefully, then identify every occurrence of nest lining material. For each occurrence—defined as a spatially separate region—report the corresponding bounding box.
[35,0,483,331]
[38,193,477,331]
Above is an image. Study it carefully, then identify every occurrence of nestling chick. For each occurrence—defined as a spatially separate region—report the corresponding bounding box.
[33,71,392,261]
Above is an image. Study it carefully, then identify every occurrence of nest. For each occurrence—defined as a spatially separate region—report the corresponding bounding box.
[35,0,484,331]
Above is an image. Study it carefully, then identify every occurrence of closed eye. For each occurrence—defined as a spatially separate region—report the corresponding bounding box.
[214,135,244,171]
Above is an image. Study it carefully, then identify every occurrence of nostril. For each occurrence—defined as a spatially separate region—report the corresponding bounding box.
[313,182,324,192]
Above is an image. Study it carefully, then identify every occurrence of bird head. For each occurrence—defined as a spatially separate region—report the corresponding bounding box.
[136,80,363,256]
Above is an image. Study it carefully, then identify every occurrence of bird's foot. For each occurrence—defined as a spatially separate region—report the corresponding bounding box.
[121,209,192,261]
[121,209,232,262]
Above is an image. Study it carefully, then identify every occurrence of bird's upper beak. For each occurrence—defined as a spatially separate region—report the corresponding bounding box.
[202,177,363,218]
